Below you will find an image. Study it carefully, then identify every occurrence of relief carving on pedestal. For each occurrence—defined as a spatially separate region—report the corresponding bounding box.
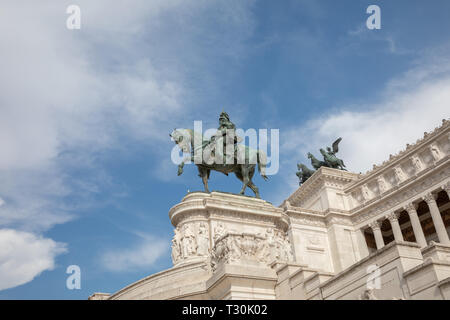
[172,223,207,264]
[171,227,182,264]
[210,227,294,271]
[181,224,198,257]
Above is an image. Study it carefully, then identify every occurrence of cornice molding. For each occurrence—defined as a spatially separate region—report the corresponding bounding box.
[287,167,360,207]
[351,163,450,224]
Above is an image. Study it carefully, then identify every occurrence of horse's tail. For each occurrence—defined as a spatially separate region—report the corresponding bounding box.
[257,150,268,180]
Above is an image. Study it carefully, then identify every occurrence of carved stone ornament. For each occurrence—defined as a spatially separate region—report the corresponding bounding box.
[394,166,406,183]
[368,220,381,230]
[429,143,442,161]
[377,176,388,194]
[386,212,400,222]
[210,228,294,271]
[410,155,423,172]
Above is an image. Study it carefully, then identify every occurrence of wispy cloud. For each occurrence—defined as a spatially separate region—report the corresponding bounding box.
[344,23,411,56]
[100,234,168,272]
[0,0,256,288]
[282,50,450,188]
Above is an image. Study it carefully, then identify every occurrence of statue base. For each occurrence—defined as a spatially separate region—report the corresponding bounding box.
[98,192,297,300]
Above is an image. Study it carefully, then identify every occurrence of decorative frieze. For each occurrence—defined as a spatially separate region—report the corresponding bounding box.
[210,228,294,271]
[352,165,450,224]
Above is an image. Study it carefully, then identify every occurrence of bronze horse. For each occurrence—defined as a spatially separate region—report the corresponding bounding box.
[170,128,268,198]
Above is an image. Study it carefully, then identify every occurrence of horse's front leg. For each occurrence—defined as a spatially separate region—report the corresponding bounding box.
[198,167,210,193]
[239,166,249,195]
[177,155,194,176]
[202,174,210,193]
[177,162,184,176]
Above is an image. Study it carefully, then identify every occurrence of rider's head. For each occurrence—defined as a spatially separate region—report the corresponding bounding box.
[219,111,230,124]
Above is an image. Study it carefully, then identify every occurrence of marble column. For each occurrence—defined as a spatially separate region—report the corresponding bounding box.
[369,221,384,250]
[423,193,450,245]
[387,212,403,243]
[404,203,427,248]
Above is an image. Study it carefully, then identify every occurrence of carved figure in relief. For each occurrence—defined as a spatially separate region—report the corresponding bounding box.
[411,155,423,171]
[213,222,226,243]
[430,144,441,161]
[274,230,294,262]
[394,167,405,183]
[361,185,371,200]
[228,234,242,261]
[171,227,182,263]
[181,224,198,257]
[197,222,209,256]
[377,176,388,193]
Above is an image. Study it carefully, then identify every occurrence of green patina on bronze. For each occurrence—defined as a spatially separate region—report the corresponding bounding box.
[170,111,268,198]
[296,138,347,186]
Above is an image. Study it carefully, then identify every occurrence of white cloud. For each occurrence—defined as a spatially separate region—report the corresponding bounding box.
[0,1,256,288]
[101,235,167,272]
[0,229,67,290]
[0,0,256,230]
[283,54,450,181]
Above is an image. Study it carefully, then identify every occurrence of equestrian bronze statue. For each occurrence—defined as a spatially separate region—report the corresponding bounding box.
[170,111,268,198]
[296,137,347,186]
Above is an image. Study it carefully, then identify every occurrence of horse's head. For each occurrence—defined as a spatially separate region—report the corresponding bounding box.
[319,148,326,156]
[307,152,312,159]
[170,129,192,153]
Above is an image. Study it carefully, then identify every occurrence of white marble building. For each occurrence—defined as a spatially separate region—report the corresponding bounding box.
[90,119,450,300]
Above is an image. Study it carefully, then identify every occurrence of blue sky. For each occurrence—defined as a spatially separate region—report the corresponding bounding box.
[0,0,449,299]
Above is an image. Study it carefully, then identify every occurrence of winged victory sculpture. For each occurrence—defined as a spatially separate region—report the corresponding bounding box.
[296,137,347,186]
